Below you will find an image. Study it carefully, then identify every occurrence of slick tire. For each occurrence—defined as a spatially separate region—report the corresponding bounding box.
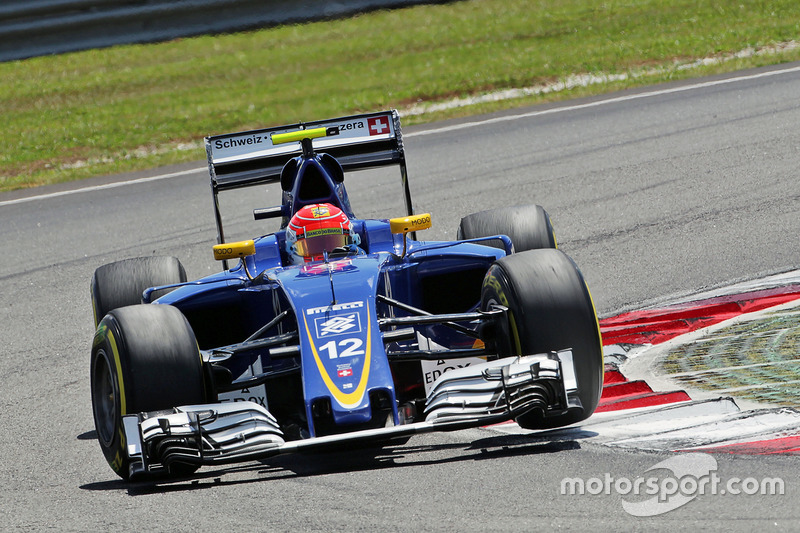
[480,249,603,429]
[457,204,557,252]
[91,256,187,327]
[90,304,205,480]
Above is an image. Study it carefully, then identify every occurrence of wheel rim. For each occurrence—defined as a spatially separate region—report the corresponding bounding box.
[92,350,117,446]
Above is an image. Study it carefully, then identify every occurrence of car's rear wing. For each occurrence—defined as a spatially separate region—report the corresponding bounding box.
[205,110,412,243]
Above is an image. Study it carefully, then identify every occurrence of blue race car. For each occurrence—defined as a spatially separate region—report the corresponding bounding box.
[89,110,604,480]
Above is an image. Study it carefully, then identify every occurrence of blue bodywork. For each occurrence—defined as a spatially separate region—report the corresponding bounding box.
[155,227,502,438]
[151,114,506,438]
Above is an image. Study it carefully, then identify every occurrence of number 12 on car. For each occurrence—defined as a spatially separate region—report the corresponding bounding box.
[319,338,365,359]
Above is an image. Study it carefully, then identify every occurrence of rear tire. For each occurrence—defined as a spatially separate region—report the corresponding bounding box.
[91,256,186,326]
[458,204,557,252]
[90,304,205,480]
[480,249,603,429]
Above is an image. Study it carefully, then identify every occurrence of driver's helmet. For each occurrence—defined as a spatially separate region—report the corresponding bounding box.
[285,203,359,264]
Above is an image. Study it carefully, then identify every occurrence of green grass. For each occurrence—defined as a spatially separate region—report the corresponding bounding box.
[2,0,800,192]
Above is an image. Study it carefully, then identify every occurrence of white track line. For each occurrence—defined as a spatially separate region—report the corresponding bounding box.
[4,63,800,208]
[0,168,202,207]
[410,64,800,137]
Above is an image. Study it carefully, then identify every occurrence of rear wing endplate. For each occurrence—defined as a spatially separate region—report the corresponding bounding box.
[205,110,412,244]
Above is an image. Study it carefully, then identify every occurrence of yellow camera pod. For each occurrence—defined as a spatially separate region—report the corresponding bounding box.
[212,240,256,261]
[388,213,431,258]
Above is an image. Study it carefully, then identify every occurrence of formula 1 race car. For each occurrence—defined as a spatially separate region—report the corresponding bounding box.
[89,110,603,480]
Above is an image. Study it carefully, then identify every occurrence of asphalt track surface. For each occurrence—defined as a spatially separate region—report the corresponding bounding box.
[2,63,800,531]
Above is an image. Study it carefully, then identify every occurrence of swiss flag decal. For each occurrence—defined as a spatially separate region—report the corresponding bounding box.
[368,116,391,136]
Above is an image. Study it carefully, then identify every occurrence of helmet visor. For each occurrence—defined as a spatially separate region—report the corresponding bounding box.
[294,231,350,257]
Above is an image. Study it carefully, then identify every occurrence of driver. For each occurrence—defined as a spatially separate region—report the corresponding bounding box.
[285,203,361,264]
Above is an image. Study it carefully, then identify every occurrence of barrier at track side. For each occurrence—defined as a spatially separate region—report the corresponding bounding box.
[0,0,445,62]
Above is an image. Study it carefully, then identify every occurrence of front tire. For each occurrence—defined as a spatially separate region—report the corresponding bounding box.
[480,249,603,428]
[91,256,186,327]
[458,204,557,252]
[90,304,205,479]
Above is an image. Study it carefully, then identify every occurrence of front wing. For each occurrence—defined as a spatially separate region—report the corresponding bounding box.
[122,350,581,480]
